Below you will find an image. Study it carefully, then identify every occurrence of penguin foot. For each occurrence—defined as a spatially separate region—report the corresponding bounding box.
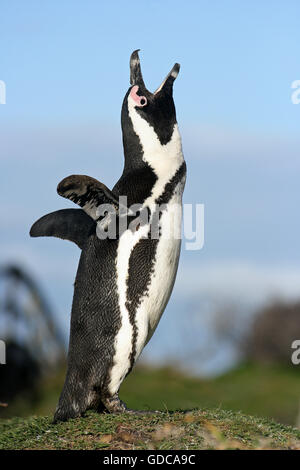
[102,394,128,414]
[53,405,81,423]
[102,394,160,415]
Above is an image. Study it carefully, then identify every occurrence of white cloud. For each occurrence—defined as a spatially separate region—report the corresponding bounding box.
[181,123,300,164]
[176,260,300,305]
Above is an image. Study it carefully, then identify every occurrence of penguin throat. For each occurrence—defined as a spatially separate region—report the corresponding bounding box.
[126,96,184,182]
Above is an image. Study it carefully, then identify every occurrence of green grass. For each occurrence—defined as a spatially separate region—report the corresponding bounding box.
[1,361,300,451]
[1,408,299,450]
[121,363,300,426]
[1,363,300,450]
[1,363,300,427]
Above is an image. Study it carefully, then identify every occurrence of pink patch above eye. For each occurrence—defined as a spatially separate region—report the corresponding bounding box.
[130,85,147,107]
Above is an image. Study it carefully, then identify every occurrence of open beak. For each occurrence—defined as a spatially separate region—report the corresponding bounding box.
[130,50,146,88]
[154,62,180,94]
[130,50,180,94]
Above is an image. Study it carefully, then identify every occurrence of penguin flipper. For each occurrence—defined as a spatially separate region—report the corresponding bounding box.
[57,175,119,220]
[30,208,96,249]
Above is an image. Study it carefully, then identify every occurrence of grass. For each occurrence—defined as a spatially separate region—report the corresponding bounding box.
[1,363,300,449]
[121,363,300,426]
[1,408,300,450]
[1,363,300,426]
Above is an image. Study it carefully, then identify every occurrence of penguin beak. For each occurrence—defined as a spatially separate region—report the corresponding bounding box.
[154,62,180,94]
[130,50,146,88]
[130,50,180,95]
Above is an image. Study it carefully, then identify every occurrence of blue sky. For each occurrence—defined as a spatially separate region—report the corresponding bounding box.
[1,1,300,373]
[1,1,300,132]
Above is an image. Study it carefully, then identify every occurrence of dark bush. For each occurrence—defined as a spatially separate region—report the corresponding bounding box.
[245,300,300,365]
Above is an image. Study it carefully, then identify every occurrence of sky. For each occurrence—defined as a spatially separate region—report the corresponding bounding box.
[1,1,300,374]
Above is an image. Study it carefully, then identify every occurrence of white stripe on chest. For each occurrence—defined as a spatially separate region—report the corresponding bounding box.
[134,181,184,359]
[107,100,184,395]
[108,189,183,395]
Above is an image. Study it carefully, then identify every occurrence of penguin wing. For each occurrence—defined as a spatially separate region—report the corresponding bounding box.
[30,208,96,249]
[57,175,120,220]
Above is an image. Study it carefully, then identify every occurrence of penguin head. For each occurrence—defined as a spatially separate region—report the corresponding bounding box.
[121,50,181,170]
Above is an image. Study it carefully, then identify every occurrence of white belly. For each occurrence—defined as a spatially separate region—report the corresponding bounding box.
[135,199,182,353]
[108,183,183,395]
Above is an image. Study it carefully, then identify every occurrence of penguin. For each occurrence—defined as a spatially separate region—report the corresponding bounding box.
[30,50,186,422]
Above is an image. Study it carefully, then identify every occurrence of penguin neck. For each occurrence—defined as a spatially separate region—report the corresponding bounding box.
[120,123,184,208]
[122,101,184,179]
[121,132,148,174]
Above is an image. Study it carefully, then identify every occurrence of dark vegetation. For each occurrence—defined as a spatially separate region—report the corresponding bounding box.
[245,300,300,364]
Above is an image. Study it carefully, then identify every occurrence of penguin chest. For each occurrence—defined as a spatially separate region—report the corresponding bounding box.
[134,188,183,356]
[107,184,183,395]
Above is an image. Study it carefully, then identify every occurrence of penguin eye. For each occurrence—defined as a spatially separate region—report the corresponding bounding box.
[129,86,147,107]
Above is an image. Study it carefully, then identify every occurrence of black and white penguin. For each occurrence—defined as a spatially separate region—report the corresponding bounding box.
[30,50,186,422]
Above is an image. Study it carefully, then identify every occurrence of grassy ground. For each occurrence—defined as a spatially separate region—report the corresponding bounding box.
[1,363,300,426]
[123,363,300,426]
[1,363,300,450]
[1,408,300,450]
